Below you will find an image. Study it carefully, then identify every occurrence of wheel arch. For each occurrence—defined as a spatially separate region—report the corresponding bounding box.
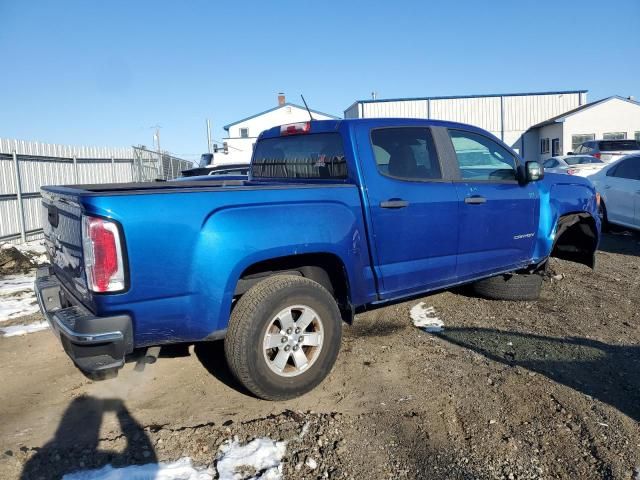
[550,212,599,268]
[234,252,354,323]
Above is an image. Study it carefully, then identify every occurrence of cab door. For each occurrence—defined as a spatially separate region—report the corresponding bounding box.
[354,124,459,299]
[446,129,539,280]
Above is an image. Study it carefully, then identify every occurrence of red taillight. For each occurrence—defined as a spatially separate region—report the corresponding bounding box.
[280,122,311,136]
[593,153,601,159]
[567,168,577,175]
[82,216,125,292]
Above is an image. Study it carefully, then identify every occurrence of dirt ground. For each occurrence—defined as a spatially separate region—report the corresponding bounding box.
[1,233,639,480]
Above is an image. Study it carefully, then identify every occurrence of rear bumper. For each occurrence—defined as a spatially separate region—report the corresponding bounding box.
[35,266,133,375]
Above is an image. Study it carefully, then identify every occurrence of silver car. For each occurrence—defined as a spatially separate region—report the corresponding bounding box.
[571,139,640,163]
[543,155,605,177]
[589,154,640,231]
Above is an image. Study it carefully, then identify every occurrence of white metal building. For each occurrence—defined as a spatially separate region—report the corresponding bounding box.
[523,96,640,161]
[216,94,339,165]
[344,90,588,158]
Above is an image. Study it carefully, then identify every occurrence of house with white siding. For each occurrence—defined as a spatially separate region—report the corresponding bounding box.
[522,96,640,161]
[215,94,339,165]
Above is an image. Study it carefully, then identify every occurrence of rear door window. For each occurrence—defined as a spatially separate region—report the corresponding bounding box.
[252,133,347,179]
[370,127,442,181]
[449,130,517,181]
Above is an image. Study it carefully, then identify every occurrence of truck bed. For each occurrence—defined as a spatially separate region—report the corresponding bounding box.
[41,181,372,346]
[45,179,351,195]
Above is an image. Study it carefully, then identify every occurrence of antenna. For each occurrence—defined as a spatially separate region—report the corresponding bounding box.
[300,94,314,121]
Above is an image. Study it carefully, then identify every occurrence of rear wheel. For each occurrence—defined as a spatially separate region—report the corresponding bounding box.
[225,275,342,400]
[470,272,543,301]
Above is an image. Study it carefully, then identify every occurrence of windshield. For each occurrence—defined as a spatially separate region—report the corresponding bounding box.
[565,156,604,165]
[599,140,640,151]
[252,133,347,179]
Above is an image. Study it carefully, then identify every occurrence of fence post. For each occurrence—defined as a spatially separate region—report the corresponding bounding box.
[12,151,27,243]
[110,157,116,182]
[157,152,163,179]
[72,155,79,183]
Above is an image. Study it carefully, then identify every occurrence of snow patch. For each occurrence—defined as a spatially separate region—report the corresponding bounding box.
[0,261,50,336]
[1,321,49,337]
[61,437,286,480]
[0,273,40,323]
[7,240,48,265]
[410,302,444,333]
[62,457,213,480]
[217,437,287,480]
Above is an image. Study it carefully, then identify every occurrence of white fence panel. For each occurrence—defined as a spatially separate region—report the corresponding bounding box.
[0,142,192,243]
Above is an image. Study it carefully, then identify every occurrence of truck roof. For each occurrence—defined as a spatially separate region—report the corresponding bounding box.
[258,118,497,141]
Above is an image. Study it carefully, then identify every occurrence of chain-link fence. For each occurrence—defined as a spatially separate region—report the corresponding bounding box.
[0,139,193,243]
[132,146,193,181]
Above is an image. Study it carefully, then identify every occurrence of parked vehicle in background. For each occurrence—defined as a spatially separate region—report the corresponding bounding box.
[571,139,640,162]
[35,119,600,400]
[173,172,247,182]
[175,164,249,182]
[542,155,605,177]
[589,154,640,231]
[208,165,250,176]
[181,157,250,177]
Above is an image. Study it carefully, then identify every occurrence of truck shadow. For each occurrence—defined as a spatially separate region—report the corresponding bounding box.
[436,328,640,422]
[598,231,640,257]
[193,341,253,397]
[20,396,157,479]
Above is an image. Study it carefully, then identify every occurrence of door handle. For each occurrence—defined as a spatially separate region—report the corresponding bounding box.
[380,199,409,209]
[603,185,611,189]
[464,195,487,205]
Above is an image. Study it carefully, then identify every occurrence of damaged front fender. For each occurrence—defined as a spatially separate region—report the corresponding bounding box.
[532,174,601,269]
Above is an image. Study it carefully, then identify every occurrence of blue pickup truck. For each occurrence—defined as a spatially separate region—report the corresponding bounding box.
[36,118,600,400]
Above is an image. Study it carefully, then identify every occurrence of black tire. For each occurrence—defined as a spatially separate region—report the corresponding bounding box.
[598,200,610,232]
[471,272,543,301]
[224,274,342,400]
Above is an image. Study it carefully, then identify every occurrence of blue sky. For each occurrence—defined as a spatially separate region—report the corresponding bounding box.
[1,0,638,160]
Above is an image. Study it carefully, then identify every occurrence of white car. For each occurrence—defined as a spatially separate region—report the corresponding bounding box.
[589,154,640,231]
[543,155,606,177]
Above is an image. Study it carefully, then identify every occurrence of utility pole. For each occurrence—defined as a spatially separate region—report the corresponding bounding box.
[206,119,212,153]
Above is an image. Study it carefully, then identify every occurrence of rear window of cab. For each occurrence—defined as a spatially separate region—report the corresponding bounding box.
[252,133,347,179]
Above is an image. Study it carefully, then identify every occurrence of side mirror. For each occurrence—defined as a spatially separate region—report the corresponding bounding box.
[567,151,574,155]
[526,161,544,182]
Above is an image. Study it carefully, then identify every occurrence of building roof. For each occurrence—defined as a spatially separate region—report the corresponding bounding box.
[224,103,340,130]
[258,117,508,142]
[528,95,640,130]
[344,89,588,115]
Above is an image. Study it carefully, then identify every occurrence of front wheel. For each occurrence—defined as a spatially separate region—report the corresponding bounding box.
[225,275,342,400]
[470,272,543,301]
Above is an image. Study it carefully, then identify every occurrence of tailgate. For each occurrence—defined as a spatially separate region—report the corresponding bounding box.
[41,189,90,304]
